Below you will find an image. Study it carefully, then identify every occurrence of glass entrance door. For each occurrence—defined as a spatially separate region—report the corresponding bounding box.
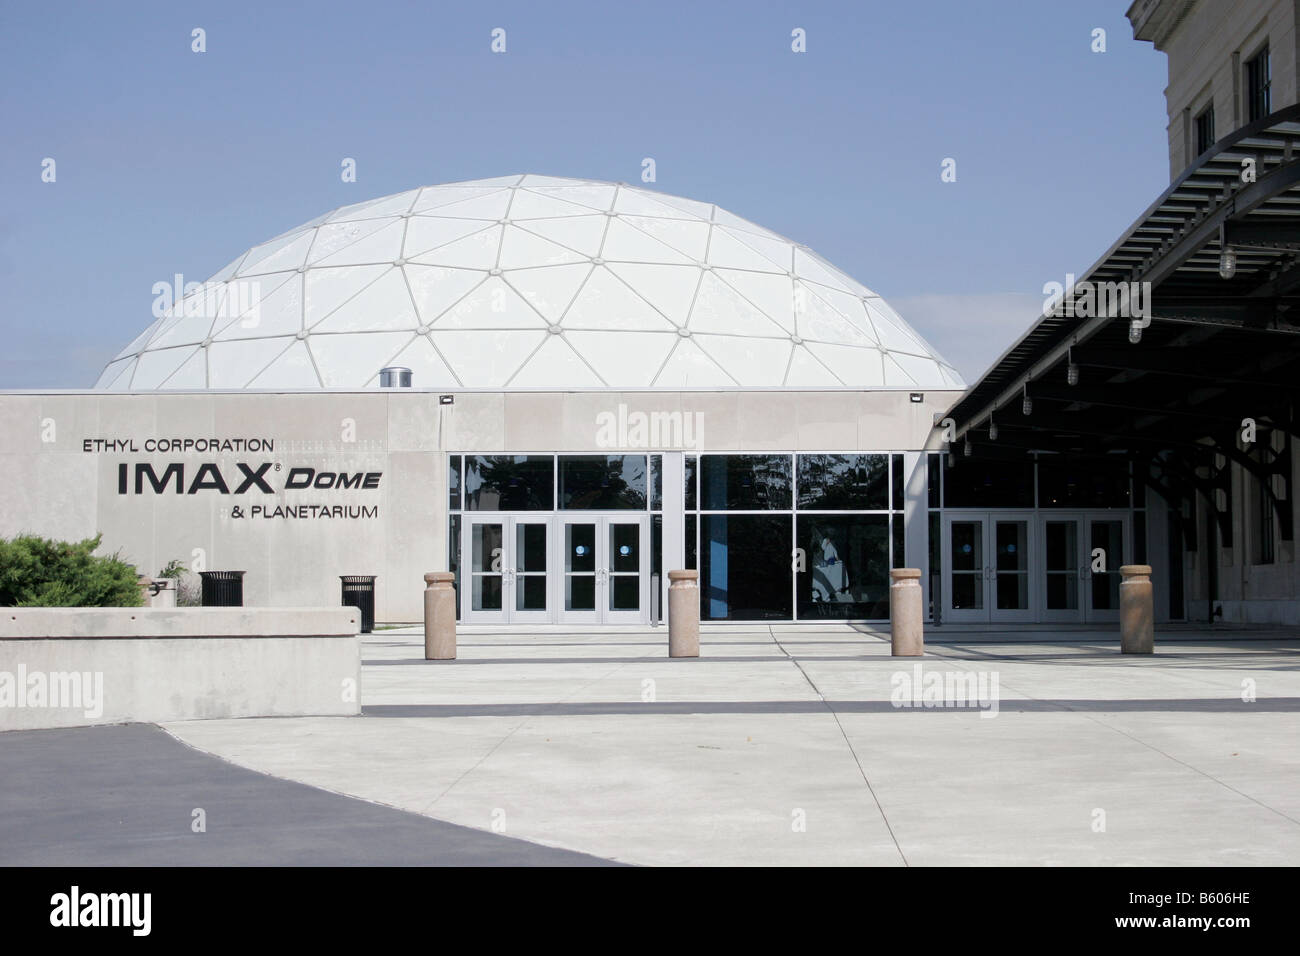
[1087,517,1126,623]
[945,517,986,622]
[559,516,649,624]
[1042,517,1081,622]
[991,516,1033,622]
[1038,513,1128,623]
[605,518,647,624]
[942,512,1033,622]
[461,516,550,623]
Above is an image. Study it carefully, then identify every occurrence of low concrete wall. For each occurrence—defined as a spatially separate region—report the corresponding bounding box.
[0,608,360,731]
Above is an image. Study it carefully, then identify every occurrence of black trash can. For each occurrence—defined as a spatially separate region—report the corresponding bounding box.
[340,575,376,633]
[200,571,245,607]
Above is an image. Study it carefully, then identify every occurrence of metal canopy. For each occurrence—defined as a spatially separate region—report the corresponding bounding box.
[945,105,1300,480]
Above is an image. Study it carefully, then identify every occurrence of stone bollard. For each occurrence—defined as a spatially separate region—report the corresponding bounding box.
[667,570,700,658]
[136,575,154,608]
[889,568,924,657]
[1120,565,1154,654]
[424,572,457,660]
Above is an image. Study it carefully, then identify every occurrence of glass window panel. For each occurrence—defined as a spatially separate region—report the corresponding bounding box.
[1046,570,1077,611]
[517,523,547,572]
[559,455,647,510]
[1045,521,1076,571]
[995,521,1027,572]
[650,455,662,511]
[685,456,697,511]
[1037,457,1130,508]
[566,523,596,573]
[464,455,554,511]
[652,514,663,622]
[994,520,1029,610]
[796,454,887,510]
[927,512,940,598]
[473,575,502,611]
[927,454,941,509]
[567,575,595,612]
[701,515,793,620]
[797,514,890,620]
[448,455,462,511]
[950,521,982,571]
[609,523,640,573]
[685,514,697,570]
[471,522,503,572]
[996,571,1028,610]
[564,521,596,612]
[448,514,461,621]
[1090,520,1124,610]
[611,576,640,611]
[518,575,547,612]
[943,458,1035,508]
[892,513,905,569]
[891,454,904,511]
[951,571,982,610]
[701,454,792,511]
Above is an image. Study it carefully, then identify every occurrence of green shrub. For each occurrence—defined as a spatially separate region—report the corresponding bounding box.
[0,534,143,607]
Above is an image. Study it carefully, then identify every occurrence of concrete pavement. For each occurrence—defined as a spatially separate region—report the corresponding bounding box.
[160,624,1300,866]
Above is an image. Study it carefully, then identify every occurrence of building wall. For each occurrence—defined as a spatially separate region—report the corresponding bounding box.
[1180,443,1300,624]
[0,388,956,621]
[1129,0,1299,178]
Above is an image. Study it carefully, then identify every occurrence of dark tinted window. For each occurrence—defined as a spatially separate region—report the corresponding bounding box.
[700,454,792,510]
[943,458,1035,508]
[1247,47,1270,122]
[464,456,554,511]
[796,454,886,510]
[558,455,647,510]
[796,514,889,620]
[701,514,793,619]
[448,455,462,511]
[1194,104,1215,155]
[447,514,461,620]
[1037,458,1130,508]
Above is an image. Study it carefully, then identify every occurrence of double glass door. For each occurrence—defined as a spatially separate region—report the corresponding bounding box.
[460,514,649,624]
[462,516,550,624]
[942,512,1034,623]
[1040,514,1127,623]
[560,516,648,624]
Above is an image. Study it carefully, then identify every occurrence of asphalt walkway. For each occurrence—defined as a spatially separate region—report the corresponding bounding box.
[0,723,615,865]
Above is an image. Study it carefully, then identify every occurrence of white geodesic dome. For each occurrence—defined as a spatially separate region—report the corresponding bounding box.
[95,175,964,390]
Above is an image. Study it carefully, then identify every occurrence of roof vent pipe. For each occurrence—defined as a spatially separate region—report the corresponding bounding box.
[379,367,412,388]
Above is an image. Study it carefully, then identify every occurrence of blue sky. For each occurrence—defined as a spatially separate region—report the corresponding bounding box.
[0,0,1169,387]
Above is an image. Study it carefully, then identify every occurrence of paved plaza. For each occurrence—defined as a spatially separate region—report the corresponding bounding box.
[147,624,1300,866]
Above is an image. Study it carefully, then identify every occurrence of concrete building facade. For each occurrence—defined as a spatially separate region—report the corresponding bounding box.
[1129,0,1300,177]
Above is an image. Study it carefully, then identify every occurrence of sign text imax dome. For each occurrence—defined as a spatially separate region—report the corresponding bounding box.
[96,175,963,391]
